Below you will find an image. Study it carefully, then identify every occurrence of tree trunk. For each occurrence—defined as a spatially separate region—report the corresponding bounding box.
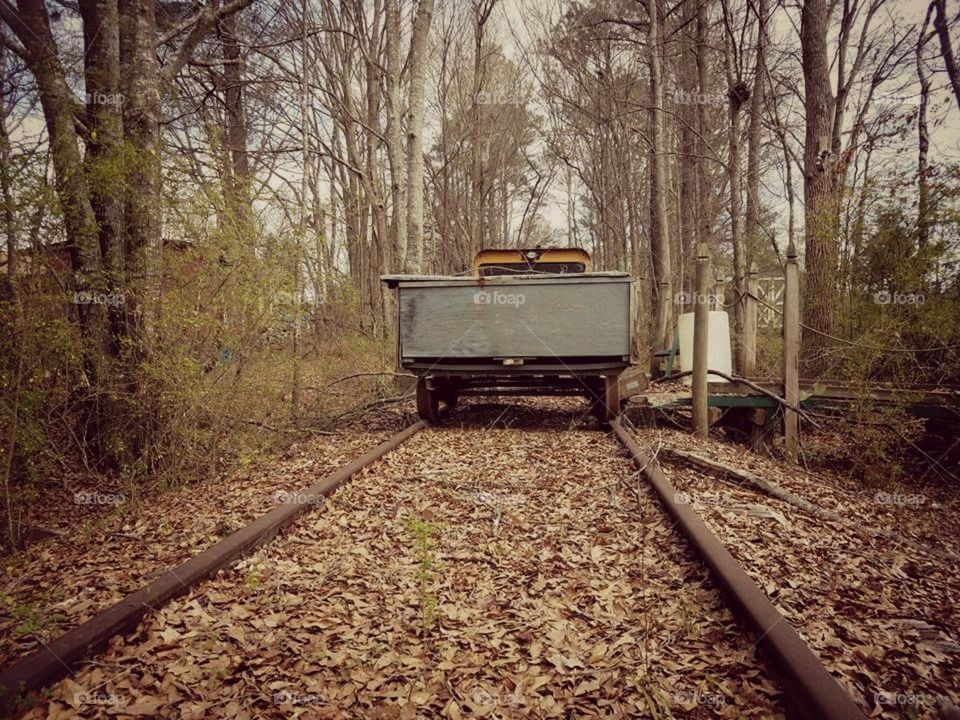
[745,0,768,268]
[724,47,745,371]
[932,0,960,112]
[119,0,162,350]
[292,0,309,420]
[8,0,119,462]
[917,9,932,252]
[696,0,711,250]
[648,0,672,373]
[466,1,494,264]
[676,0,699,291]
[386,0,407,272]
[221,11,252,235]
[404,0,435,274]
[10,0,111,360]
[800,0,838,375]
[0,47,16,282]
[79,0,125,352]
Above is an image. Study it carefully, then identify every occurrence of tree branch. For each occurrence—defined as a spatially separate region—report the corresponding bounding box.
[159,0,255,86]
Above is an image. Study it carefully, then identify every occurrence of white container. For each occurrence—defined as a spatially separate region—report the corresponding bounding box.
[677,311,732,385]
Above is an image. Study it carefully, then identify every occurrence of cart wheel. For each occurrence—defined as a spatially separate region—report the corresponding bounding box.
[416,378,440,423]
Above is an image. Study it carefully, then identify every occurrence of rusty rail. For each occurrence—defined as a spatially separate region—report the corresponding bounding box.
[610,418,868,720]
[0,421,426,713]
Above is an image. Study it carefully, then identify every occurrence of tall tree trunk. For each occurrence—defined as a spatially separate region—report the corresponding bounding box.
[648,0,672,373]
[119,0,162,350]
[404,0,435,273]
[722,19,746,370]
[917,8,932,252]
[385,0,407,272]
[932,0,960,111]
[7,0,116,462]
[745,0,768,268]
[676,0,699,290]
[221,10,252,235]
[800,0,838,374]
[466,0,495,264]
[695,0,711,250]
[12,0,104,309]
[292,0,309,420]
[79,0,125,353]
[0,46,16,282]
[8,0,112,366]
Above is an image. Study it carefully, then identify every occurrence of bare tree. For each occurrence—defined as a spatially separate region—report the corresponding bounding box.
[405,0,436,273]
[931,0,960,111]
[649,0,672,370]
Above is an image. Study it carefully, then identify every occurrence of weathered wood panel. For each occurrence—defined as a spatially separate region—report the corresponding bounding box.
[398,280,631,359]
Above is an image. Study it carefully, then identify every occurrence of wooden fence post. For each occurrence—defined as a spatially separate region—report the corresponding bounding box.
[743,262,758,378]
[783,242,800,459]
[693,243,710,438]
[712,273,723,311]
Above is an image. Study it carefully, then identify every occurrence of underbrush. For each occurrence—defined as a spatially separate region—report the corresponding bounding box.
[1,279,399,554]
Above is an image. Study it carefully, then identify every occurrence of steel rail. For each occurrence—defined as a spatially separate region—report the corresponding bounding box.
[610,418,868,720]
[0,421,427,713]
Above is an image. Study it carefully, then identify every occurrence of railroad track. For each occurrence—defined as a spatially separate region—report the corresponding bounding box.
[653,437,960,718]
[1,401,880,718]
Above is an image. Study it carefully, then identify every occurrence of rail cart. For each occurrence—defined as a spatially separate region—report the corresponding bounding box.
[382,251,633,422]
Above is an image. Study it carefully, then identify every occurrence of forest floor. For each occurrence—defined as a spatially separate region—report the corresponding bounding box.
[13,402,786,719]
[633,424,960,718]
[0,408,413,669]
[2,397,958,719]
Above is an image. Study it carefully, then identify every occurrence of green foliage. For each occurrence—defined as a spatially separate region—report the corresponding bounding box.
[1,166,398,551]
[244,559,264,592]
[404,516,442,634]
[0,592,66,642]
[841,187,960,384]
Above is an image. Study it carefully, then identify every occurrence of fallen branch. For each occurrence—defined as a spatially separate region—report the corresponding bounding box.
[319,392,415,431]
[661,445,960,563]
[322,371,415,391]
